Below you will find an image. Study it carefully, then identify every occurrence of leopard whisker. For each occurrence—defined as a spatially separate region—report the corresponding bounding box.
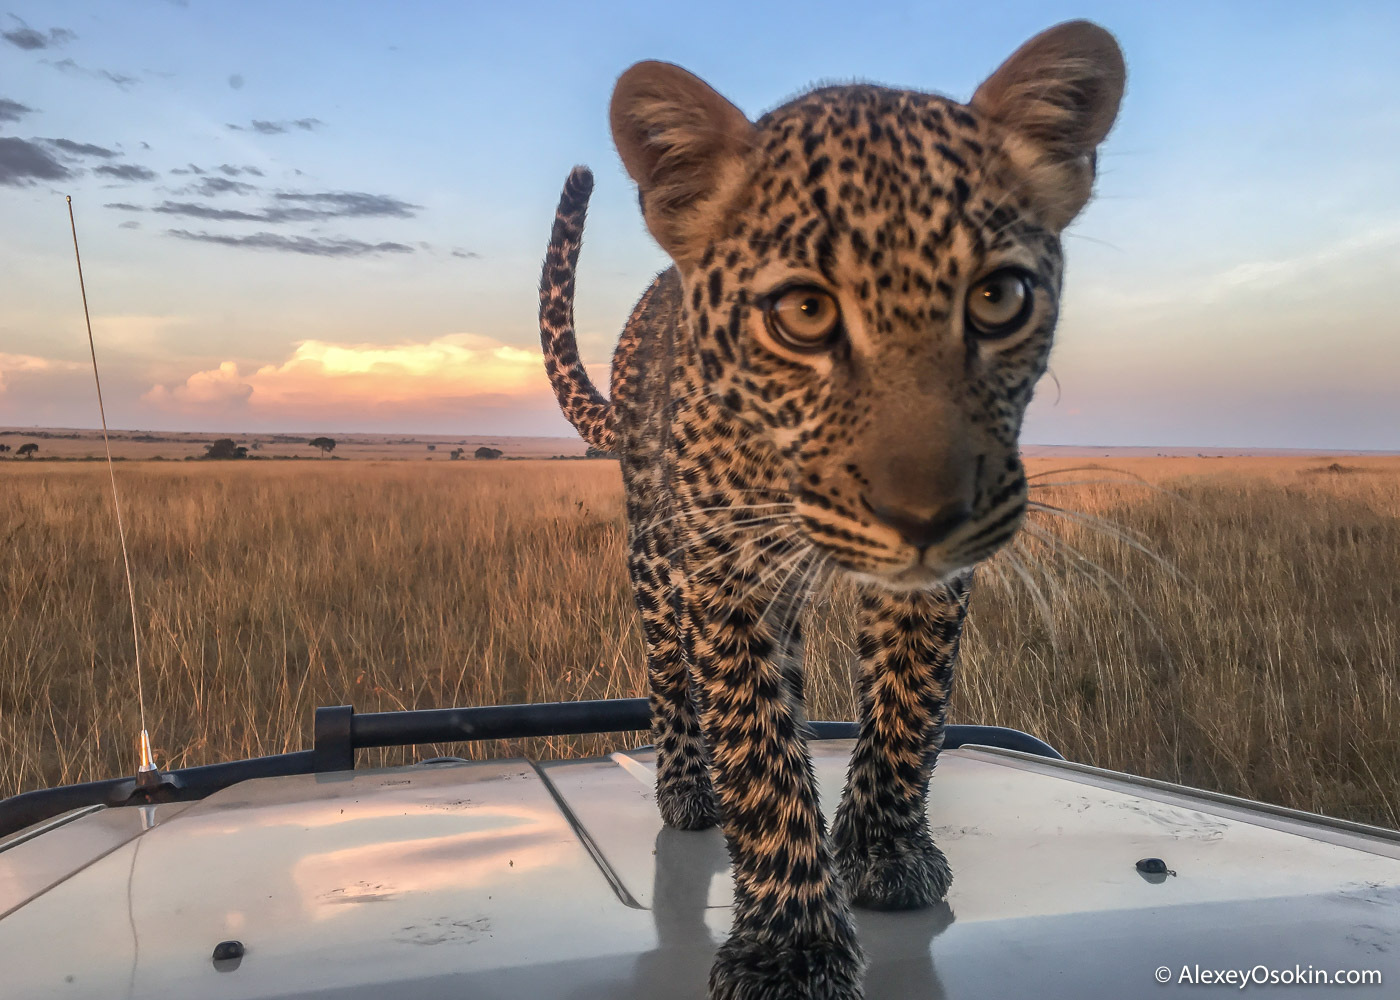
[688,523,802,588]
[750,543,816,639]
[998,546,1061,657]
[776,547,828,646]
[1025,464,1140,482]
[1025,467,1194,507]
[1020,523,1175,651]
[1008,531,1073,611]
[1025,500,1191,585]
[1020,529,1179,712]
[1025,497,1152,546]
[654,512,799,565]
[633,501,794,536]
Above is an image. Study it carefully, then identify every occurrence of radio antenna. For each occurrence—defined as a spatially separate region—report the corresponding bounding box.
[67,196,156,776]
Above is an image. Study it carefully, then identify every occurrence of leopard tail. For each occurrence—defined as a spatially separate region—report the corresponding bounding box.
[539,166,615,453]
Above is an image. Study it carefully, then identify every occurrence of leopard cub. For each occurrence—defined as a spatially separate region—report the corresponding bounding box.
[539,20,1124,1000]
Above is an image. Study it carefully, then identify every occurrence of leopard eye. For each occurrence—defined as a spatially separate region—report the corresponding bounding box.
[966,268,1034,338]
[764,286,841,351]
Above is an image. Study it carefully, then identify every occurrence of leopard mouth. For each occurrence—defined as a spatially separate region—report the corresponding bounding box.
[796,496,1024,590]
[872,542,982,586]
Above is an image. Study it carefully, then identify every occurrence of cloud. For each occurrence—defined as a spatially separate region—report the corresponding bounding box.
[0,98,34,124]
[2,24,75,51]
[155,201,263,221]
[228,73,244,90]
[142,335,567,420]
[0,136,73,185]
[147,190,418,223]
[1081,217,1400,316]
[170,162,262,178]
[0,353,83,391]
[227,117,323,134]
[118,220,140,229]
[94,162,157,181]
[105,201,143,211]
[1201,221,1400,302]
[144,361,253,407]
[451,248,481,260]
[166,229,415,257]
[272,191,417,219]
[189,176,258,197]
[41,137,117,158]
[49,58,139,89]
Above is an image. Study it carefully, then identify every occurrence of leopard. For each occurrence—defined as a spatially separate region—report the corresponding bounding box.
[537,20,1124,1000]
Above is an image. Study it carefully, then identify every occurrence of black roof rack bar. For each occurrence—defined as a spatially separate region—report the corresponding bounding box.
[0,698,1061,839]
[324,697,654,762]
[327,699,1061,762]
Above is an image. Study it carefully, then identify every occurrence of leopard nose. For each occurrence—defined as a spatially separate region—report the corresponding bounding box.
[862,497,973,551]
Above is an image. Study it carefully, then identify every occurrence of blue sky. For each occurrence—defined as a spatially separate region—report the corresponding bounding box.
[1,0,1397,448]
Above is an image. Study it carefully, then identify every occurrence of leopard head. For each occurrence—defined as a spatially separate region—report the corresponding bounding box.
[611,21,1125,589]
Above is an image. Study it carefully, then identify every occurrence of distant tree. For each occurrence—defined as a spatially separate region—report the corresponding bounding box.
[474,446,503,460]
[426,444,436,452]
[585,446,616,459]
[203,438,248,460]
[309,436,336,456]
[0,444,10,454]
[17,443,38,459]
[249,441,263,451]
[450,448,464,460]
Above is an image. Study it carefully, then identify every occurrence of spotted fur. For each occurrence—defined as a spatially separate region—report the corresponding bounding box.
[538,21,1124,1000]
[539,167,615,452]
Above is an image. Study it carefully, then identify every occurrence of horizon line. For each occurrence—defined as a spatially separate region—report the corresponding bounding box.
[2,425,1397,456]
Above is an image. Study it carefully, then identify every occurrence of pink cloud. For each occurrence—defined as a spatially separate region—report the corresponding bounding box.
[142,361,254,408]
[140,334,607,434]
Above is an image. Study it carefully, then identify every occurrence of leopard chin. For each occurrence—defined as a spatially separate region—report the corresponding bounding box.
[820,537,981,592]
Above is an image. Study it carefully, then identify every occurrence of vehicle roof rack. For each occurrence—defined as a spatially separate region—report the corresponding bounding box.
[0,697,1061,839]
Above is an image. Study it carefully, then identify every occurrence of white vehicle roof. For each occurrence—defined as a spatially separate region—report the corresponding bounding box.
[2,740,1397,998]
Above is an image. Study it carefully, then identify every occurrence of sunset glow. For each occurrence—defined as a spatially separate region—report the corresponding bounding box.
[1,1,1396,448]
[143,336,556,415]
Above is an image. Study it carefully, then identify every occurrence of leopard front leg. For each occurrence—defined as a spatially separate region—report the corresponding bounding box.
[628,516,718,830]
[830,578,970,911]
[685,571,864,1000]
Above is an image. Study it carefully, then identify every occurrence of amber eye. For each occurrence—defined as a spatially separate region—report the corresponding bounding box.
[966,269,1034,338]
[764,286,841,351]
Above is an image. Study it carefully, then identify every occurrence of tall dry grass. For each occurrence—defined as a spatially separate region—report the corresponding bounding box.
[1,458,1396,827]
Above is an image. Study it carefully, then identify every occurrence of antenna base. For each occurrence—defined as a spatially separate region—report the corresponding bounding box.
[138,729,157,773]
[122,766,184,802]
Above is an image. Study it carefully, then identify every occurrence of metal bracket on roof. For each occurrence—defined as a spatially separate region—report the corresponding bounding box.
[314,705,355,773]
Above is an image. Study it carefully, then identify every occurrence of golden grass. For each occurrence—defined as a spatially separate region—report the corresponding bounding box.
[2,456,1397,827]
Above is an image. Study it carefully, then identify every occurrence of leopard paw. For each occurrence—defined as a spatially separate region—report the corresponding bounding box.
[657,775,720,830]
[709,930,865,1000]
[835,828,951,911]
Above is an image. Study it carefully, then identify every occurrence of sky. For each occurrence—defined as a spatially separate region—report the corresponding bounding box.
[1,0,1397,449]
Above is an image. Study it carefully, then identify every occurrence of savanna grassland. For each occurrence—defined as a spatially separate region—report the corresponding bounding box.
[2,455,1398,828]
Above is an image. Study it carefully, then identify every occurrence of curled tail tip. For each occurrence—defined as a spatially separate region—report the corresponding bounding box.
[565,165,595,200]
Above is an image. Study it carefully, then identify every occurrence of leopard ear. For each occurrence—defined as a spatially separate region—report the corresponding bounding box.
[611,61,756,266]
[971,20,1125,231]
